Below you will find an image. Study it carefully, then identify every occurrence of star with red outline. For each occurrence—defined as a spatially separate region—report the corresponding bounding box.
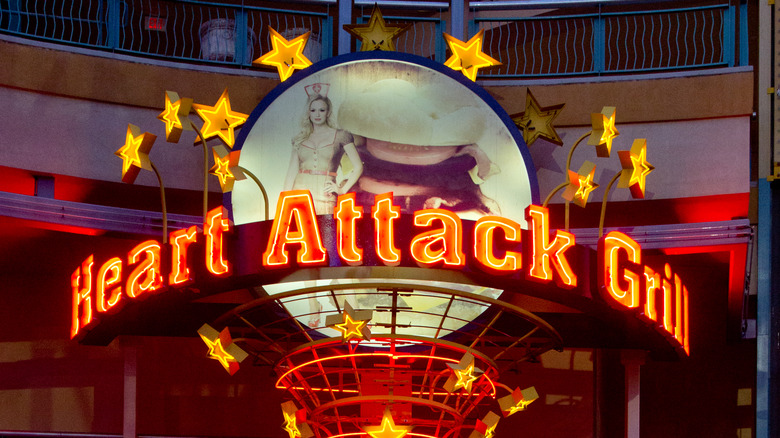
[157,90,193,143]
[511,89,565,147]
[563,161,599,208]
[443,29,501,81]
[192,89,248,148]
[498,387,539,417]
[618,138,654,199]
[588,106,619,157]
[325,301,372,342]
[343,4,411,51]
[115,124,156,184]
[209,145,245,193]
[444,352,483,394]
[197,324,248,375]
[364,411,411,438]
[254,27,312,82]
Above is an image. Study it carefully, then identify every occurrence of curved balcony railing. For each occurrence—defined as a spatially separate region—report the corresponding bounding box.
[0,0,747,77]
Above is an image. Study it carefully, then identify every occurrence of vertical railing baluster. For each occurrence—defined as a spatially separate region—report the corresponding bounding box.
[593,14,604,74]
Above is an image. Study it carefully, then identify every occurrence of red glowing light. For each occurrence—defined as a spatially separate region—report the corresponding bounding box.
[70,255,94,339]
[334,193,363,266]
[169,226,197,285]
[525,205,576,288]
[473,216,522,273]
[96,257,122,313]
[206,207,232,276]
[599,231,641,309]
[373,193,401,266]
[126,240,163,298]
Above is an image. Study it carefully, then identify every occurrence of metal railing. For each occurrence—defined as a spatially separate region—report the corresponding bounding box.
[0,0,332,67]
[470,4,742,77]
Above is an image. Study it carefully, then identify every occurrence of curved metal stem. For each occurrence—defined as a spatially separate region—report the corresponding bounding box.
[238,166,270,221]
[149,161,167,243]
[543,182,568,208]
[565,131,592,182]
[599,170,623,238]
[190,122,209,224]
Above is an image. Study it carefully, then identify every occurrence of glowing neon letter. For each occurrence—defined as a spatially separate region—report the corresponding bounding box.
[334,193,363,266]
[525,205,577,287]
[643,266,660,321]
[96,257,122,313]
[598,231,641,309]
[169,226,198,285]
[71,255,94,339]
[683,286,689,355]
[473,216,522,273]
[373,193,401,266]
[263,190,327,267]
[127,240,164,298]
[206,207,232,275]
[675,274,684,345]
[661,264,674,335]
[410,209,464,268]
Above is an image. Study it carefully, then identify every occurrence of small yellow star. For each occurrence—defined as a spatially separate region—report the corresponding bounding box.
[364,412,411,438]
[334,313,368,341]
[325,301,372,342]
[282,411,300,438]
[498,387,539,417]
[254,26,312,82]
[618,138,654,199]
[209,145,245,193]
[588,106,619,157]
[443,29,501,81]
[197,324,248,375]
[115,124,155,184]
[511,89,565,147]
[343,4,411,51]
[453,362,479,392]
[157,91,193,143]
[192,89,248,148]
[563,161,599,208]
[443,352,483,394]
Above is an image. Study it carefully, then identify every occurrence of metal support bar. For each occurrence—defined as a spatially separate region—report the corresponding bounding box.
[451,0,464,39]
[235,10,248,65]
[621,350,645,438]
[123,342,137,438]
[338,0,352,55]
[739,0,749,66]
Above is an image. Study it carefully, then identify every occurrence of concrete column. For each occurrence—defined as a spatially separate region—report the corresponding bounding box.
[621,350,646,438]
[123,340,138,438]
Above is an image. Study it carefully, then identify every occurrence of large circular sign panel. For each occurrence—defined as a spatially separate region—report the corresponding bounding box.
[229,53,538,226]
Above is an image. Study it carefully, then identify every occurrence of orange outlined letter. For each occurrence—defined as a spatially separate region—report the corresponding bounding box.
[373,193,401,266]
[206,207,232,276]
[170,226,198,285]
[263,190,327,267]
[127,240,164,298]
[473,216,522,273]
[334,193,363,266]
[71,255,94,339]
[525,205,577,287]
[643,266,660,322]
[598,231,641,309]
[96,257,122,313]
[410,209,464,268]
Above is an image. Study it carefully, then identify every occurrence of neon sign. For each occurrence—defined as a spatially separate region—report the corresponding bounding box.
[70,191,691,355]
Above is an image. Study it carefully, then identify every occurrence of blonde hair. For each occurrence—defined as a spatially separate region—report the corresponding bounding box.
[293,94,334,145]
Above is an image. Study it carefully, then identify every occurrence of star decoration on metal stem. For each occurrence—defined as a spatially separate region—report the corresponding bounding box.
[280,401,313,438]
[363,411,411,438]
[210,145,245,193]
[588,106,619,157]
[197,323,248,375]
[618,138,654,199]
[325,301,372,342]
[468,412,500,438]
[157,90,193,143]
[511,89,565,147]
[254,26,312,82]
[343,4,412,51]
[115,124,156,184]
[498,386,539,417]
[443,29,501,81]
[192,89,248,148]
[563,161,599,208]
[444,352,483,394]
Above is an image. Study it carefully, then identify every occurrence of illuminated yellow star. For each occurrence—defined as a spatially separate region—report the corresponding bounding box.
[443,352,483,394]
[282,411,300,438]
[157,90,193,143]
[443,29,501,81]
[325,301,372,342]
[343,4,411,51]
[197,324,248,375]
[618,138,654,199]
[364,411,411,438]
[453,362,479,392]
[588,106,619,157]
[498,387,539,417]
[563,161,599,208]
[511,89,565,147]
[209,145,245,193]
[254,26,312,82]
[115,124,156,184]
[192,89,248,148]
